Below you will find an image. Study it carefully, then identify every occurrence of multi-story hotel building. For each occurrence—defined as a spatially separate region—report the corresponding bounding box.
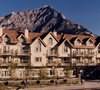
[0,27,99,80]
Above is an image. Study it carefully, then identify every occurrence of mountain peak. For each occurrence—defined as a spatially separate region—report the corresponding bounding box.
[0,5,93,36]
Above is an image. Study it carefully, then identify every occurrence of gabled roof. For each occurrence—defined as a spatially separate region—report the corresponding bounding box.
[70,37,78,44]
[39,38,46,47]
[2,29,18,44]
[28,32,41,43]
[40,32,58,42]
[95,36,100,46]
[31,37,46,47]
[83,36,95,45]
[52,38,73,50]
[73,45,95,49]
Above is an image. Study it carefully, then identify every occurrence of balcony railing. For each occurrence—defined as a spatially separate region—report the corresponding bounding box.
[0,51,12,56]
[46,52,58,57]
[0,61,29,67]
[0,63,9,66]
[47,60,71,67]
[72,51,94,57]
[17,63,29,66]
[60,62,71,67]
[0,49,30,57]
[14,51,30,56]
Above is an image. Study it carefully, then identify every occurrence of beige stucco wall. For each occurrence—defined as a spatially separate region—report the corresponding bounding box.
[31,39,47,66]
[58,41,70,57]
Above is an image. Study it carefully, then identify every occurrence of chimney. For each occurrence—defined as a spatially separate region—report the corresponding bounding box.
[53,30,57,36]
[0,27,3,36]
[25,28,29,39]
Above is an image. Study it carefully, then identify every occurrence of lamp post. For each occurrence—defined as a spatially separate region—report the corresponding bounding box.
[79,69,83,84]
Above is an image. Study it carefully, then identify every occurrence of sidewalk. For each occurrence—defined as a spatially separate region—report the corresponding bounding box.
[24,81,100,90]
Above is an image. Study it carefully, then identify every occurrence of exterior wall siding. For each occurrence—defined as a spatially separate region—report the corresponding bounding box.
[0,29,99,81]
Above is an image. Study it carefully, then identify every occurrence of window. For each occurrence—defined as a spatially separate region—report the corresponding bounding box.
[76,39,81,45]
[21,57,29,63]
[63,57,69,63]
[3,46,7,53]
[1,71,10,77]
[89,40,93,44]
[19,36,26,44]
[64,46,68,52]
[35,47,38,52]
[35,57,42,62]
[38,41,41,52]
[49,38,53,45]
[87,40,93,46]
[3,35,10,43]
[35,41,41,52]
[50,69,55,75]
[48,57,53,63]
[98,45,100,53]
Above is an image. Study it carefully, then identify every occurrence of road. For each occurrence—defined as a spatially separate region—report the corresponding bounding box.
[7,80,100,90]
[23,80,100,90]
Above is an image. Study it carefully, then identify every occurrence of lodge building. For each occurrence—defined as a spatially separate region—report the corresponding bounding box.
[0,27,99,80]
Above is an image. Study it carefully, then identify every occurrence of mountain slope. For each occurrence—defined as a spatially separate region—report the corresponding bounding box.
[0,5,93,35]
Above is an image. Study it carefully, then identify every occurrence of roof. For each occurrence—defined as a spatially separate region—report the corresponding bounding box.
[73,45,95,49]
[40,32,59,42]
[2,29,18,43]
[0,29,97,49]
[95,36,100,46]
[28,32,41,43]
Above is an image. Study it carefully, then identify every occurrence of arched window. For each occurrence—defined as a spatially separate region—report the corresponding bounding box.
[49,37,53,45]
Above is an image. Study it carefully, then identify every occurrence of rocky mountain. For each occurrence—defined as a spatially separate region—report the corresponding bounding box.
[0,5,93,35]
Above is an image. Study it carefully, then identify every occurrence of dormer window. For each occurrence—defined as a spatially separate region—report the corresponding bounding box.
[64,46,68,52]
[49,37,53,45]
[64,42,68,52]
[75,39,81,46]
[86,39,93,46]
[3,35,10,44]
[37,40,41,52]
[19,36,26,44]
[35,40,41,52]
[98,45,100,53]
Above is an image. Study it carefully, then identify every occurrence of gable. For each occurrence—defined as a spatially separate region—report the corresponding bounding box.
[31,38,46,48]
[17,34,26,43]
[86,38,94,46]
[2,34,11,44]
[74,38,82,46]
[42,32,58,47]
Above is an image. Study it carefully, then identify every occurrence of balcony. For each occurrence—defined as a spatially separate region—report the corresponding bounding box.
[46,51,58,57]
[47,60,61,66]
[72,51,94,57]
[0,51,12,56]
[60,62,71,67]
[0,63,9,66]
[0,61,12,66]
[14,50,30,57]
[84,52,94,57]
[17,63,29,66]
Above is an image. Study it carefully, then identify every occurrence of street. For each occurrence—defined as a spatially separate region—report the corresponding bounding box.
[20,80,100,90]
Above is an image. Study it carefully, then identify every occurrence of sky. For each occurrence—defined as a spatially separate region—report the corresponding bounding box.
[0,0,100,35]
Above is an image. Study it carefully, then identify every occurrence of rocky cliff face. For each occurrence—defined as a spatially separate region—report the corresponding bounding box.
[0,5,93,35]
